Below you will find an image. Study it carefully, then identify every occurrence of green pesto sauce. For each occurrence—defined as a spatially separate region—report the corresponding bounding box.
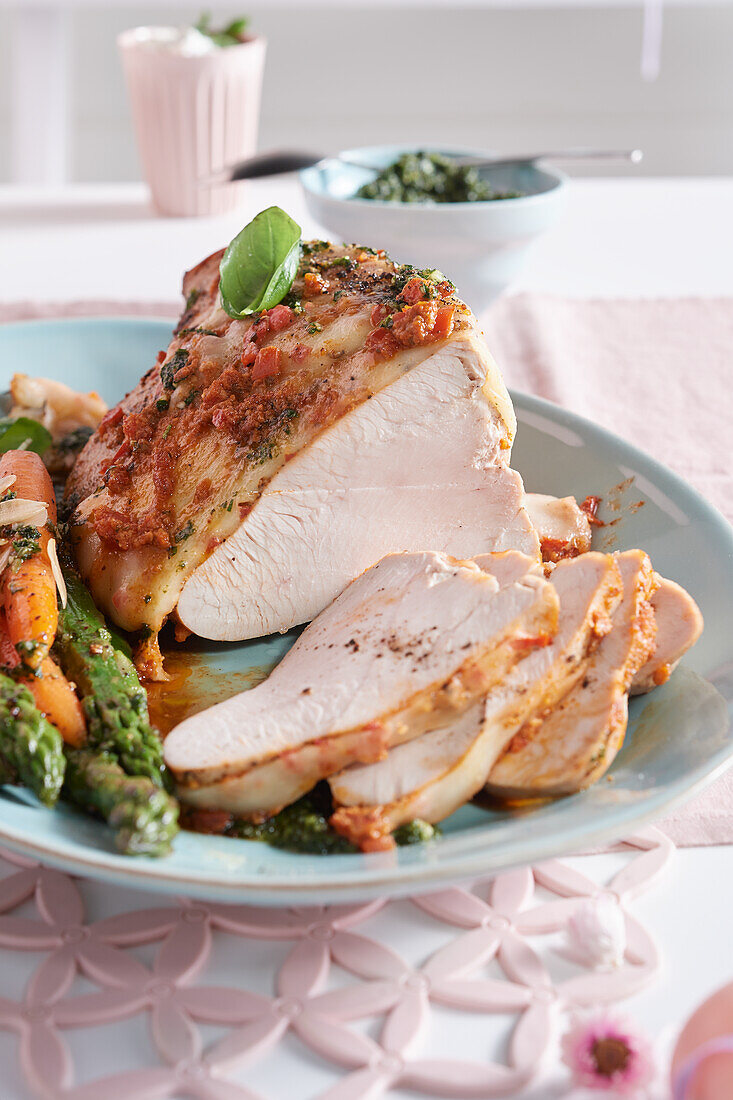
[356,151,523,204]
[11,525,41,563]
[226,788,439,855]
[228,796,356,854]
[161,347,188,391]
[55,426,93,454]
[174,520,195,544]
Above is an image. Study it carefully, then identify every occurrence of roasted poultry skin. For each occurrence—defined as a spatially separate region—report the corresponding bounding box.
[65,243,516,674]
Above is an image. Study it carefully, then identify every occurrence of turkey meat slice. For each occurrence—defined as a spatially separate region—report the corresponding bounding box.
[485,549,658,799]
[525,493,593,563]
[164,550,558,815]
[65,243,529,672]
[630,575,703,694]
[329,551,622,850]
[178,338,538,640]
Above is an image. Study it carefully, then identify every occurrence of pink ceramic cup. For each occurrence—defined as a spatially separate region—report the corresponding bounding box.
[118,27,266,217]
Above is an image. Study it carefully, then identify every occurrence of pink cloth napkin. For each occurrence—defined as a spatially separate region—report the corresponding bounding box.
[0,300,177,323]
[484,295,733,522]
[3,296,732,845]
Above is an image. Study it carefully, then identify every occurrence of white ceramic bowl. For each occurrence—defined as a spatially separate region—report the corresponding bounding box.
[300,145,567,313]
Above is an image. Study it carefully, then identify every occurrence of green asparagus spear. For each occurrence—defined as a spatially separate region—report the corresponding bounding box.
[54,565,168,788]
[63,748,178,856]
[0,672,65,806]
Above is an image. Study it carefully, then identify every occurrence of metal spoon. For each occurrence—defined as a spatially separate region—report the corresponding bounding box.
[203,147,643,184]
[448,148,643,170]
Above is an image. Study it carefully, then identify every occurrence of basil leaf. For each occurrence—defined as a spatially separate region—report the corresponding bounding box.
[0,417,52,455]
[219,207,301,318]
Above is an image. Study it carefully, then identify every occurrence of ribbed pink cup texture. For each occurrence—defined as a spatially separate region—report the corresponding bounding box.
[118,29,266,217]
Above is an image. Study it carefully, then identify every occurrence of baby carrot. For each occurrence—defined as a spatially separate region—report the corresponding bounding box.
[0,450,57,522]
[0,612,18,670]
[24,657,86,749]
[0,610,85,748]
[0,451,59,671]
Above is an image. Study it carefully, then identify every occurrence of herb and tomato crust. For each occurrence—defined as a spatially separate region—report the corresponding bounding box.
[65,243,501,668]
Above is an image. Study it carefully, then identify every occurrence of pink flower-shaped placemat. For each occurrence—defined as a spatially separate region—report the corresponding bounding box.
[0,829,672,1100]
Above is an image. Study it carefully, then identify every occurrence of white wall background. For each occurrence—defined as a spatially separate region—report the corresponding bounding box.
[0,3,732,182]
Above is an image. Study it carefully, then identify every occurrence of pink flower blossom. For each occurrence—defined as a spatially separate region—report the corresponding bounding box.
[561,1012,655,1093]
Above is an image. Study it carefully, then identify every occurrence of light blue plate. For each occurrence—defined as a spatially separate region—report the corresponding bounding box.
[1,318,732,904]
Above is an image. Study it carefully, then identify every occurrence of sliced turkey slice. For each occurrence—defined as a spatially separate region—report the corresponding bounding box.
[485,549,658,799]
[164,550,558,815]
[329,552,622,849]
[177,337,539,641]
[631,575,703,694]
[525,493,592,563]
[331,704,486,852]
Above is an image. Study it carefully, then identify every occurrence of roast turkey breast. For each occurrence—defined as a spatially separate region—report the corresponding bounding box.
[65,243,532,666]
[178,339,538,640]
[164,550,558,815]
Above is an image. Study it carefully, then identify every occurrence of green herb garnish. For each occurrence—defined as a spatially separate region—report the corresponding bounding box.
[174,520,194,544]
[194,12,250,48]
[302,240,330,255]
[219,207,302,319]
[160,348,188,390]
[0,418,52,456]
[329,256,356,270]
[12,526,41,562]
